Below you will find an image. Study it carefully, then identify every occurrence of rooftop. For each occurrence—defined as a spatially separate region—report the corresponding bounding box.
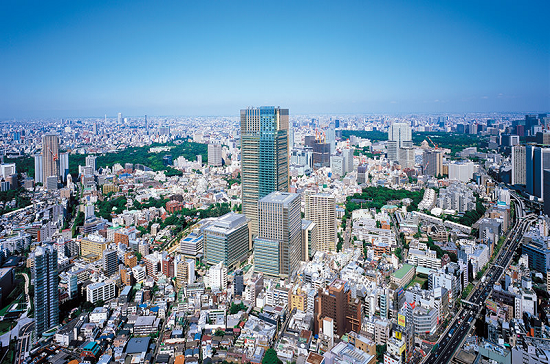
[392,264,414,279]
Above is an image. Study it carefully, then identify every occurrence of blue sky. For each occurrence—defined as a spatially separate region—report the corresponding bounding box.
[0,0,548,118]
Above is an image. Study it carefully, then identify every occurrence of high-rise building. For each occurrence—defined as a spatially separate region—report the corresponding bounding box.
[512,146,527,185]
[423,149,443,177]
[204,212,250,269]
[387,122,412,162]
[32,244,59,339]
[312,139,331,169]
[34,154,43,184]
[240,106,289,235]
[314,279,362,336]
[42,134,59,184]
[208,261,228,291]
[327,121,336,154]
[208,143,223,167]
[85,155,96,173]
[254,192,301,278]
[118,112,122,124]
[526,145,550,199]
[59,152,69,182]
[161,255,175,278]
[301,220,318,261]
[304,193,336,252]
[145,115,149,135]
[102,250,117,277]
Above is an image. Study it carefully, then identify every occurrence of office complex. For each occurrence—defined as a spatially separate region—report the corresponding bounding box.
[208,143,223,167]
[423,149,443,177]
[526,145,550,199]
[512,145,527,185]
[304,193,336,252]
[32,244,59,339]
[203,212,250,269]
[254,192,301,278]
[42,134,60,184]
[387,122,413,163]
[240,106,289,235]
[312,139,331,169]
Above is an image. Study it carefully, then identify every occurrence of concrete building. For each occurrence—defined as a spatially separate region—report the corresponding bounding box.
[301,219,318,261]
[203,212,249,269]
[254,192,301,278]
[387,122,412,163]
[86,280,116,304]
[304,193,336,252]
[512,145,527,185]
[208,143,222,167]
[423,149,443,177]
[448,161,475,182]
[208,261,227,291]
[314,279,362,337]
[102,249,117,277]
[42,134,60,184]
[32,244,59,339]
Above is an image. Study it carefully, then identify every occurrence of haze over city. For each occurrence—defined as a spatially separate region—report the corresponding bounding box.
[1,0,549,118]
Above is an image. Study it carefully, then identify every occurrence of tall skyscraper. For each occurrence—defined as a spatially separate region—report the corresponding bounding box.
[117,112,122,124]
[304,192,336,252]
[42,134,59,184]
[526,145,550,198]
[327,121,336,154]
[208,143,223,167]
[240,106,289,235]
[387,122,413,163]
[512,145,527,185]
[145,115,149,135]
[34,154,43,184]
[254,192,301,278]
[32,244,59,339]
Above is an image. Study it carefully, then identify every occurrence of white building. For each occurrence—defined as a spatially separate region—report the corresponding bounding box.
[86,280,116,304]
[207,261,227,291]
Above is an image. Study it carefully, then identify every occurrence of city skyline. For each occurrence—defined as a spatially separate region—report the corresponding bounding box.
[1,1,548,118]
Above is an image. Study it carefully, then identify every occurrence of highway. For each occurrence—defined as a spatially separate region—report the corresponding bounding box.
[422,193,534,364]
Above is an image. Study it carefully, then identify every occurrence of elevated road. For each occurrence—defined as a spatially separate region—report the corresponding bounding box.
[422,208,536,364]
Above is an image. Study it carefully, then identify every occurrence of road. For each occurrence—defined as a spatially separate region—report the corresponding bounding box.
[423,194,533,364]
[15,321,34,364]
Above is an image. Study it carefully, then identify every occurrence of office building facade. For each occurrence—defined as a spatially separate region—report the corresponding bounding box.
[240,106,289,235]
[254,192,301,278]
[526,145,550,199]
[512,145,527,185]
[203,212,250,269]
